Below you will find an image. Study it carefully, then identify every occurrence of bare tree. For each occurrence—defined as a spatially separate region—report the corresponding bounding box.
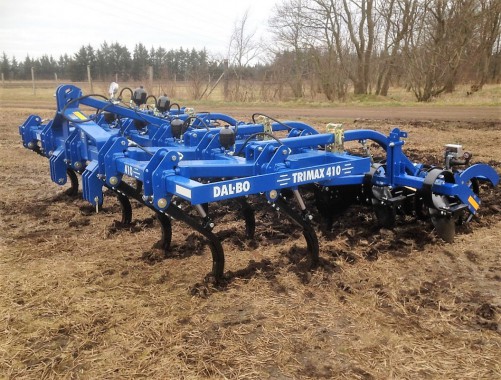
[403,0,476,101]
[269,0,310,98]
[374,0,418,96]
[473,0,501,88]
[303,0,376,95]
[227,10,260,100]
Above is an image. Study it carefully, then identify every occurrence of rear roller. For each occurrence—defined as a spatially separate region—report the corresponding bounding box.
[422,169,457,242]
[313,184,360,228]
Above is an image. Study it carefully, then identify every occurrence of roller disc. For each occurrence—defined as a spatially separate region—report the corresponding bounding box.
[430,208,455,243]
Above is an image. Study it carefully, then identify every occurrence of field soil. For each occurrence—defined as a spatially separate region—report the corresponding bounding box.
[0,100,500,379]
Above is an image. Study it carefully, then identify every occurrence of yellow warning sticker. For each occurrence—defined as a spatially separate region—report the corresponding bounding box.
[73,111,87,120]
[468,196,479,210]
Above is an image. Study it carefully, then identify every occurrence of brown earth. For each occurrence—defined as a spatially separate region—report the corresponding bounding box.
[0,102,500,379]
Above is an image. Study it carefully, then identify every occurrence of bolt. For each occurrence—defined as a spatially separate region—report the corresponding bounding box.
[74,161,82,169]
[58,178,64,184]
[121,140,126,146]
[193,133,197,138]
[109,176,119,186]
[209,222,215,228]
[48,151,53,156]
[282,149,288,155]
[157,198,168,208]
[389,142,395,147]
[63,159,69,164]
[171,155,177,161]
[27,142,34,149]
[258,146,263,151]
[269,190,278,200]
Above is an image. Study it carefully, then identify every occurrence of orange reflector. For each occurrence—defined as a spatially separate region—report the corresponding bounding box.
[468,196,479,211]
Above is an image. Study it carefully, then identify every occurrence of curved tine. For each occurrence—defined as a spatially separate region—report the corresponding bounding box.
[302,224,320,268]
[116,193,133,225]
[165,203,225,283]
[65,169,79,196]
[207,239,225,281]
[157,212,172,253]
[135,180,143,193]
[274,197,320,267]
[237,198,256,238]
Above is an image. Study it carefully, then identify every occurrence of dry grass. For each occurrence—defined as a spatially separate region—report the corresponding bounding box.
[1,80,500,107]
[0,93,500,379]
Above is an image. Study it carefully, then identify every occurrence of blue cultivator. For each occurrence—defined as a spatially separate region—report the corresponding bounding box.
[19,84,499,281]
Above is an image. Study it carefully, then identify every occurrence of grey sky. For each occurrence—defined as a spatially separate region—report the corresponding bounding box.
[0,0,279,60]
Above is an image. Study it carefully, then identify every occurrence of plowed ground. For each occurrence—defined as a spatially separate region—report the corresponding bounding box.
[1,103,500,379]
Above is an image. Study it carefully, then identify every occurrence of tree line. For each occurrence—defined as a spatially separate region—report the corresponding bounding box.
[0,43,220,83]
[1,0,500,102]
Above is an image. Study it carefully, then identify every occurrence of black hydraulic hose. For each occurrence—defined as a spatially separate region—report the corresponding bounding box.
[234,132,284,156]
[181,116,211,135]
[146,95,157,109]
[60,94,110,123]
[169,103,181,112]
[119,87,133,100]
[196,112,239,135]
[124,136,155,156]
[251,113,293,131]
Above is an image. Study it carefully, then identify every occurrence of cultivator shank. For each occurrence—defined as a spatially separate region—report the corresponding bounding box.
[19,84,499,281]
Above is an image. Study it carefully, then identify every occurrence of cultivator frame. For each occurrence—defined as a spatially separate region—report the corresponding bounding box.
[19,84,499,281]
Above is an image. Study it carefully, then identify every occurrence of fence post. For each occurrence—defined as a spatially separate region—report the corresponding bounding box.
[148,65,153,91]
[31,67,36,95]
[1,72,4,86]
[87,65,93,92]
[54,73,58,83]
[223,59,229,99]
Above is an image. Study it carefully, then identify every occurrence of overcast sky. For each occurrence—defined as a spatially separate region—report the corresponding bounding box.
[0,0,280,60]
